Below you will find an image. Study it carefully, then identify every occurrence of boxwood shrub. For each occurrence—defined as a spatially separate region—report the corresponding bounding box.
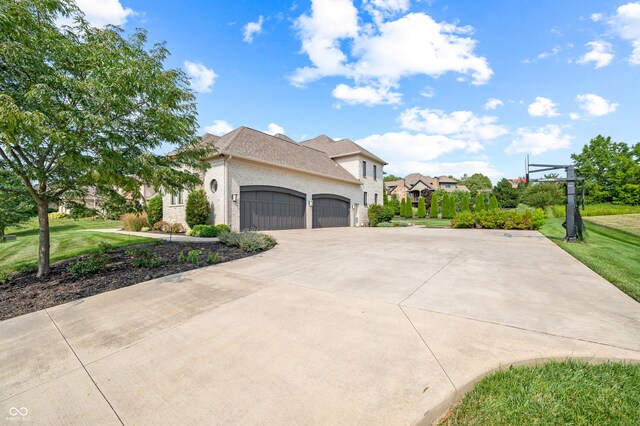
[368,204,395,226]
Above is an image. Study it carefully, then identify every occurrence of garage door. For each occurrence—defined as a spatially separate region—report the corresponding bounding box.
[240,186,306,231]
[312,194,350,228]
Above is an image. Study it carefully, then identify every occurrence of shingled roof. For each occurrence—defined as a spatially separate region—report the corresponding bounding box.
[203,127,360,184]
[299,135,387,165]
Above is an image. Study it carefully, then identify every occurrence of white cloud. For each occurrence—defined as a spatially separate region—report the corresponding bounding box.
[332,83,402,105]
[576,93,618,116]
[420,86,435,98]
[506,125,573,155]
[399,107,508,141]
[266,123,285,135]
[522,46,561,63]
[357,132,478,163]
[608,2,640,65]
[184,61,217,93]
[291,1,492,104]
[528,97,559,117]
[204,120,233,136]
[59,0,135,27]
[591,12,603,22]
[484,98,503,110]
[243,15,264,43]
[569,112,581,120]
[577,41,614,68]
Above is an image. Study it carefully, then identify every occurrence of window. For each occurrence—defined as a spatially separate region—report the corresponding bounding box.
[374,193,378,204]
[170,190,184,205]
[373,165,377,181]
[364,192,368,206]
[362,160,367,177]
[210,179,218,193]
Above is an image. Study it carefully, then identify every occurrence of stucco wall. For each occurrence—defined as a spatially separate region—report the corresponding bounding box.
[335,155,385,224]
[227,158,363,231]
[202,158,226,225]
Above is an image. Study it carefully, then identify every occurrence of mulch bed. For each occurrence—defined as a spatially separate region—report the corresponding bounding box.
[0,241,255,321]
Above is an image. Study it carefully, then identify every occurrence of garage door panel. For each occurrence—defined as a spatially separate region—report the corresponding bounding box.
[240,187,306,231]
[313,196,350,228]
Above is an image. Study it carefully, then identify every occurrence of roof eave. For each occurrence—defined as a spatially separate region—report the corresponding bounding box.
[331,151,388,165]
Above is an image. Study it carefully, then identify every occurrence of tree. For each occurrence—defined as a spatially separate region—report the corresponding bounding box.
[460,173,492,194]
[523,183,564,209]
[441,194,451,219]
[384,174,401,182]
[571,135,640,205]
[0,0,210,276]
[488,194,499,210]
[383,189,388,205]
[430,194,438,218]
[417,196,426,218]
[0,164,36,239]
[461,194,470,212]
[146,195,163,226]
[492,178,521,208]
[186,190,210,228]
[405,197,413,218]
[475,194,486,213]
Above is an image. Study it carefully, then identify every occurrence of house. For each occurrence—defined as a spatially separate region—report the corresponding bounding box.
[508,177,526,188]
[385,173,469,206]
[162,126,386,231]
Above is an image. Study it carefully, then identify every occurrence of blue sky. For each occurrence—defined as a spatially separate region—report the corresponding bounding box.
[77,0,640,181]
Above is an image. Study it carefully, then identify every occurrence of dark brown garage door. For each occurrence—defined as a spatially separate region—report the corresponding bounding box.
[240,186,306,231]
[312,194,350,228]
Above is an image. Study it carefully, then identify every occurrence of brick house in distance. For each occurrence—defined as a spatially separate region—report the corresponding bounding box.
[385,173,469,207]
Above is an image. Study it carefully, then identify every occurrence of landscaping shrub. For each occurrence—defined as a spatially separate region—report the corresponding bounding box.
[67,253,108,277]
[146,195,163,226]
[177,251,186,263]
[475,194,486,213]
[376,221,394,227]
[126,247,164,268]
[430,195,438,218]
[185,189,210,228]
[190,224,219,238]
[388,198,400,215]
[442,194,456,219]
[153,220,169,231]
[451,210,545,230]
[218,231,277,253]
[461,194,470,212]
[206,251,221,264]
[170,223,184,233]
[405,197,414,218]
[489,194,499,210]
[48,212,69,220]
[368,204,394,226]
[450,211,475,228]
[187,249,202,264]
[121,213,149,231]
[215,224,231,233]
[417,196,427,218]
[523,182,564,209]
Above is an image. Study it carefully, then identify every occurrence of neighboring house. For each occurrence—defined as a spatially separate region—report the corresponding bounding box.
[385,173,469,206]
[58,185,159,215]
[508,177,526,188]
[162,126,386,231]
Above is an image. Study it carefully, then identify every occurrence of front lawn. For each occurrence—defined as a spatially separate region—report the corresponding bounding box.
[539,218,640,302]
[392,217,451,227]
[0,218,154,273]
[441,360,640,425]
[583,214,640,237]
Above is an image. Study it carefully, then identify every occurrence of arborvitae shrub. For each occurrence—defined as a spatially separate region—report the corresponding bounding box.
[489,194,499,210]
[475,194,486,213]
[186,189,210,228]
[417,196,427,218]
[461,194,470,212]
[430,195,438,218]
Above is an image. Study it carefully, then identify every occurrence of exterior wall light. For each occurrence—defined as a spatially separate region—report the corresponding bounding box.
[308,200,313,207]
[352,203,356,210]
[232,193,238,203]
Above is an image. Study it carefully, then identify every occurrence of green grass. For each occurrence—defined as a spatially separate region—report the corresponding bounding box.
[550,203,640,218]
[442,360,640,425]
[584,214,640,237]
[392,217,451,227]
[539,218,640,302]
[1,218,154,273]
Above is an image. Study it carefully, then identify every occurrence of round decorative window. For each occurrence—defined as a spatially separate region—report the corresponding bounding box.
[210,179,218,193]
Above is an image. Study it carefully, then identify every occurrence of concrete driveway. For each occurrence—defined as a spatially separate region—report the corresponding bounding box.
[2,227,640,425]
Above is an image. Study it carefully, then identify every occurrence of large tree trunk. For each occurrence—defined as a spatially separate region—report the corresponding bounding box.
[37,201,50,277]
[0,227,4,240]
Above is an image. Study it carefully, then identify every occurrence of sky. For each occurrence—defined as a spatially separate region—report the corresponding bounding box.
[73,0,640,181]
